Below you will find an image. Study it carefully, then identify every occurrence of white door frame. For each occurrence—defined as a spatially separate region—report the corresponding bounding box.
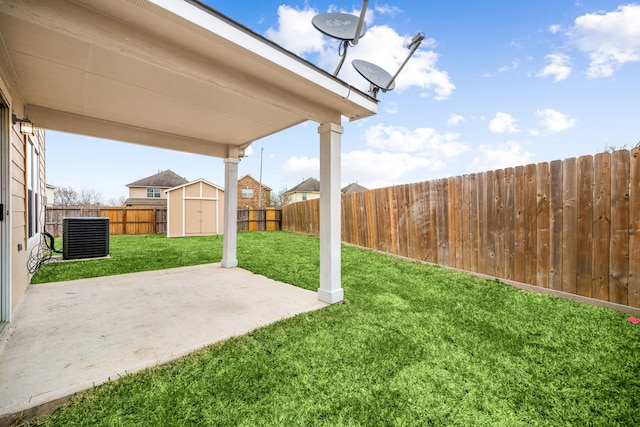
[0,100,11,326]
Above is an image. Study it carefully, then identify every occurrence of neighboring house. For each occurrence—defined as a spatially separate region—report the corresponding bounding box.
[238,174,271,209]
[341,183,368,194]
[284,178,320,204]
[284,179,369,204]
[124,170,188,208]
[166,179,225,238]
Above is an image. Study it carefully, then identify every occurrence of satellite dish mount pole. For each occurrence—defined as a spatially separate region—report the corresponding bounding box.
[384,32,425,90]
[332,0,369,76]
[333,40,351,76]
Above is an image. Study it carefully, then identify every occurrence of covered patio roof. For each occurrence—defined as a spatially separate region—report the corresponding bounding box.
[0,0,376,313]
[0,0,377,156]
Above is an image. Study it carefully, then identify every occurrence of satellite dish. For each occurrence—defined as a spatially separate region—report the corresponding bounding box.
[351,32,426,98]
[312,1,369,76]
[312,13,367,41]
[352,59,395,98]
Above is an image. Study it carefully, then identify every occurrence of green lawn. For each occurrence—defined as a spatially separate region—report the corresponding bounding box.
[28,232,640,426]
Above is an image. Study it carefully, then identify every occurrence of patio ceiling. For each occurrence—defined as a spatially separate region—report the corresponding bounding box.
[0,0,377,158]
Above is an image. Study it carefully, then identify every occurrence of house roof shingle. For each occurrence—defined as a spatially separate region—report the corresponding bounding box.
[126,170,189,188]
[286,177,320,193]
[341,183,368,194]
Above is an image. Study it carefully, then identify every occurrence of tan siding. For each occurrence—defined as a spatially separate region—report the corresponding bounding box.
[10,127,28,310]
[217,188,224,234]
[202,183,217,198]
[288,192,320,204]
[185,183,199,197]
[166,181,223,237]
[10,127,47,310]
[129,186,169,200]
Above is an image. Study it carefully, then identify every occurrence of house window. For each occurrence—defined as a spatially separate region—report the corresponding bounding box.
[241,188,253,199]
[26,137,40,239]
[147,188,161,198]
[302,192,307,201]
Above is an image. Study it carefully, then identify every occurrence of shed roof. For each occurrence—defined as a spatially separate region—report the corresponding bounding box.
[166,178,224,193]
[0,0,378,157]
[286,178,321,193]
[127,170,189,188]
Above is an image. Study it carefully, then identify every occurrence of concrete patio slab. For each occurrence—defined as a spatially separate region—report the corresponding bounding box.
[0,264,326,423]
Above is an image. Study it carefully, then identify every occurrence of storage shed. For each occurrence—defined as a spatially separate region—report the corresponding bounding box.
[166,179,224,238]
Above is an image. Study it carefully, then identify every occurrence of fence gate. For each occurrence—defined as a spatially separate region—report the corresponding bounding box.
[237,208,282,231]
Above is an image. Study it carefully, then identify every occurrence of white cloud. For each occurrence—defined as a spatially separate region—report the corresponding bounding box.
[529,129,541,136]
[549,24,562,34]
[265,5,325,55]
[282,156,319,179]
[489,112,519,134]
[266,7,455,99]
[341,150,444,188]
[384,102,398,114]
[244,146,254,157]
[374,4,403,17]
[468,142,533,172]
[341,26,454,99]
[364,124,469,157]
[536,109,577,132]
[447,114,465,127]
[568,4,640,77]
[537,53,572,82]
[282,150,445,190]
[282,124,470,189]
[498,60,520,73]
[329,4,375,26]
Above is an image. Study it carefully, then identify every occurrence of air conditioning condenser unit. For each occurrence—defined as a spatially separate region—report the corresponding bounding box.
[63,217,110,260]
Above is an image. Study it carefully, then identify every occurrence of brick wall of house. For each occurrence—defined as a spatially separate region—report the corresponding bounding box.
[238,175,271,209]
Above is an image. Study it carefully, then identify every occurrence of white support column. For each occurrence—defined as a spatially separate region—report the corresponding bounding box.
[318,122,344,303]
[221,155,239,268]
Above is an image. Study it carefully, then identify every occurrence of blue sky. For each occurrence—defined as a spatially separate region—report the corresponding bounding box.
[46,1,640,203]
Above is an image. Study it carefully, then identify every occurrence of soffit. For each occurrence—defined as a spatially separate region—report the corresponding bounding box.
[0,0,377,157]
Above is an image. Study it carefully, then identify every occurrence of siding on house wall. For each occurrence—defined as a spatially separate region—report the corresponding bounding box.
[129,186,168,200]
[10,126,46,310]
[287,192,320,204]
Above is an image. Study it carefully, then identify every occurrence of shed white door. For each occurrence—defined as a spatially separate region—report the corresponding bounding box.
[185,199,216,235]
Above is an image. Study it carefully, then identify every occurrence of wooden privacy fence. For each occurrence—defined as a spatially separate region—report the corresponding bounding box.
[282,148,640,309]
[47,206,282,236]
[237,208,282,231]
[46,207,167,236]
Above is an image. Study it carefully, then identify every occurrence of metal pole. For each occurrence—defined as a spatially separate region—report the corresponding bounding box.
[385,32,425,90]
[334,0,368,76]
[352,0,368,46]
